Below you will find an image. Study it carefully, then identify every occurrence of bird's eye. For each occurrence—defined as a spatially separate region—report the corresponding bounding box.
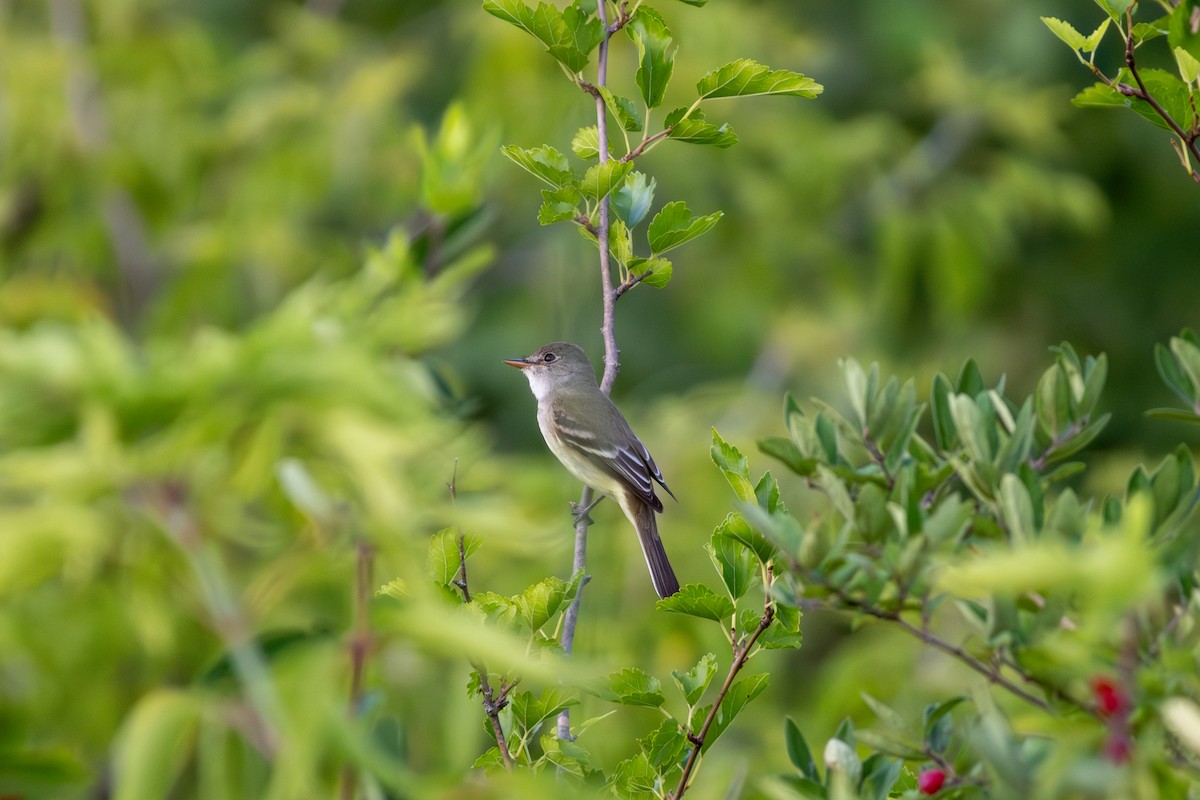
[543,352,557,363]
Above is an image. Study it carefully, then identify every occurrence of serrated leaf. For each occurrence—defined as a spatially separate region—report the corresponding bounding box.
[672,653,718,706]
[501,144,573,187]
[427,528,461,586]
[538,185,582,225]
[1041,16,1087,50]
[1084,18,1111,52]
[609,216,633,267]
[658,583,736,621]
[703,673,770,751]
[668,115,738,148]
[515,574,579,630]
[708,532,756,600]
[571,126,601,160]
[1175,46,1200,84]
[697,58,822,99]
[648,200,722,254]
[580,159,633,200]
[626,256,672,288]
[614,171,656,226]
[759,603,803,650]
[601,667,665,707]
[711,428,755,501]
[625,7,675,108]
[640,719,688,768]
[597,86,643,132]
[716,512,777,565]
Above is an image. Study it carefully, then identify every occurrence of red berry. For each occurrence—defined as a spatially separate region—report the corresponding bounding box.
[918,768,946,795]
[1090,676,1128,716]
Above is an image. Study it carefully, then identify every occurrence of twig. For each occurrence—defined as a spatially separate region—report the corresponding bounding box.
[339,538,375,800]
[445,462,517,768]
[829,594,1096,716]
[1118,8,1200,181]
[669,599,776,800]
[614,267,653,298]
[621,127,674,162]
[558,0,621,741]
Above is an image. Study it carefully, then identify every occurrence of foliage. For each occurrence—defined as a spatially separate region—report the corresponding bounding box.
[750,343,1200,798]
[1043,0,1200,181]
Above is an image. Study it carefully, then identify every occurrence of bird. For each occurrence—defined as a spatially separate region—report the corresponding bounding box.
[504,342,680,598]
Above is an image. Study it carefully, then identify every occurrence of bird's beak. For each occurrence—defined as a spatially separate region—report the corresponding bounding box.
[503,357,534,369]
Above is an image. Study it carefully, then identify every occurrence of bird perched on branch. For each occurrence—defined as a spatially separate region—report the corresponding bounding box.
[504,342,680,598]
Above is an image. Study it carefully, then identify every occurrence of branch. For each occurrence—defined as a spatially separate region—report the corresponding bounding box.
[621,126,674,163]
[614,267,653,299]
[826,593,1097,716]
[558,0,620,740]
[1119,9,1200,182]
[669,597,776,800]
[339,538,375,800]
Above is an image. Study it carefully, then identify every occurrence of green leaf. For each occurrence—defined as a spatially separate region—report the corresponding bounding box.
[711,428,755,501]
[1170,0,1200,61]
[785,718,819,781]
[614,171,656,226]
[627,256,672,288]
[657,583,736,621]
[758,436,813,475]
[640,719,688,769]
[923,697,966,753]
[571,126,601,160]
[426,528,475,587]
[1156,340,1196,404]
[579,159,633,201]
[708,532,756,600]
[597,86,644,132]
[648,200,723,254]
[483,0,600,73]
[113,691,201,800]
[672,652,718,706]
[537,185,582,225]
[609,217,633,267]
[1095,0,1136,22]
[601,667,665,707]
[625,7,675,109]
[956,358,985,396]
[514,574,579,630]
[999,474,1035,544]
[1175,46,1200,84]
[703,673,770,750]
[715,512,777,565]
[759,603,803,650]
[1073,69,1197,131]
[697,58,822,99]
[500,144,573,187]
[1172,335,1200,400]
[1083,18,1111,52]
[665,108,739,147]
[1041,16,1087,50]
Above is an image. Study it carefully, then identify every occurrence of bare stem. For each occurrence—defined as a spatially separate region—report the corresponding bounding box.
[558,0,620,741]
[669,598,776,800]
[339,538,375,800]
[445,462,517,767]
[1119,8,1200,181]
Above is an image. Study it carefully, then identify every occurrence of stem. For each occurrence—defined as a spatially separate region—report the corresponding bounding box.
[669,601,776,800]
[558,0,620,741]
[339,538,375,800]
[1119,8,1200,181]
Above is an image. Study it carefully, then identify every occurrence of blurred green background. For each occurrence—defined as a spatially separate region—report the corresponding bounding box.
[1,0,1197,797]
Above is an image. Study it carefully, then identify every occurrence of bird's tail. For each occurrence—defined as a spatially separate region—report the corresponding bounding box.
[632,501,680,598]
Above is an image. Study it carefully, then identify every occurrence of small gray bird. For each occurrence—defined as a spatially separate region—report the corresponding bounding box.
[504,342,680,598]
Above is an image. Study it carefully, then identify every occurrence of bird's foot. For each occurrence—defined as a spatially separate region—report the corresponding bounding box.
[570,495,604,526]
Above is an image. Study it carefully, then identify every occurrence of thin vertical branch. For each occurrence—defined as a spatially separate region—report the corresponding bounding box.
[446,461,516,767]
[339,538,374,800]
[557,0,618,742]
[669,597,776,800]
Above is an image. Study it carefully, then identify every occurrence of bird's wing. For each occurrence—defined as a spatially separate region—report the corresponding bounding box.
[552,402,670,512]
